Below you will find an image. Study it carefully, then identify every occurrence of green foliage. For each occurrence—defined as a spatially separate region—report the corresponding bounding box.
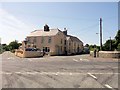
[103,30,120,51]
[84,44,89,47]
[8,40,20,52]
[115,30,120,45]
[1,40,21,53]
[103,39,116,51]
[115,30,120,51]
[2,45,9,51]
[117,43,120,51]
[89,45,95,51]
[89,45,100,51]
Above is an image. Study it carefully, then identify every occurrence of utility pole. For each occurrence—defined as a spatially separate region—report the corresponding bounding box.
[110,37,112,51]
[100,18,103,51]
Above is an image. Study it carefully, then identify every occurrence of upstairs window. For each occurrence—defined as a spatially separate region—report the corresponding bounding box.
[64,40,67,45]
[27,37,31,43]
[33,37,36,43]
[41,37,44,43]
[48,37,52,43]
[61,39,62,44]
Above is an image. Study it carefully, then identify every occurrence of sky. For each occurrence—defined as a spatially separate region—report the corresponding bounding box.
[0,2,118,45]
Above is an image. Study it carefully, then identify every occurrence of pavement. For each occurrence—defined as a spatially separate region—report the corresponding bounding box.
[0,51,119,89]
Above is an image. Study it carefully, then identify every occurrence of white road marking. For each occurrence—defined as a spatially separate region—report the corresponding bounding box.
[49,56,66,59]
[88,73,97,79]
[15,72,22,74]
[73,59,79,62]
[105,84,113,89]
[80,58,83,61]
[2,72,12,75]
[80,58,89,61]
[69,72,73,75]
[55,72,59,75]
[7,57,14,60]
[26,72,37,75]
[55,73,58,75]
[2,71,119,76]
[27,58,45,61]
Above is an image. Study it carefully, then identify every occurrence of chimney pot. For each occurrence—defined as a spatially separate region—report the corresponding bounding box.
[44,24,50,31]
[63,28,67,35]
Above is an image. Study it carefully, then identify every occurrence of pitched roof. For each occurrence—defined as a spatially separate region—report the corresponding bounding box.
[27,29,60,37]
[67,35,83,43]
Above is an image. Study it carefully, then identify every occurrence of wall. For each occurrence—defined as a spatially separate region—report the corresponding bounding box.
[90,51,120,58]
[26,36,56,55]
[54,31,66,55]
[99,51,120,58]
[23,30,83,56]
[15,50,43,58]
[69,39,83,54]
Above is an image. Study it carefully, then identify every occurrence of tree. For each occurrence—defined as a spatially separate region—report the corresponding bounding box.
[2,44,9,51]
[115,30,120,51]
[8,40,21,52]
[117,43,120,51]
[115,30,120,46]
[84,44,89,47]
[103,39,116,51]
[89,44,99,51]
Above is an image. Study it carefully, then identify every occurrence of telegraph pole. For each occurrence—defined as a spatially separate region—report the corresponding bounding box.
[100,18,103,51]
[110,37,112,51]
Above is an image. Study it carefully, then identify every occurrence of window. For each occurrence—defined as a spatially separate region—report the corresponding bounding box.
[74,43,76,46]
[33,37,36,43]
[43,47,45,52]
[28,45,30,47]
[69,42,71,46]
[48,37,51,43]
[61,39,62,44]
[41,37,44,43]
[27,37,31,43]
[33,45,36,48]
[61,46,62,52]
[64,40,66,45]
[69,48,70,52]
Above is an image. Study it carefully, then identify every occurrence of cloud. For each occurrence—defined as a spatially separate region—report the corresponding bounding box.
[0,8,34,44]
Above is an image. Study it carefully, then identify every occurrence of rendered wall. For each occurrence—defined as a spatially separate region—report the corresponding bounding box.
[15,50,43,58]
[90,51,120,58]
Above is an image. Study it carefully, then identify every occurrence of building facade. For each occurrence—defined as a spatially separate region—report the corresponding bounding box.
[21,25,84,56]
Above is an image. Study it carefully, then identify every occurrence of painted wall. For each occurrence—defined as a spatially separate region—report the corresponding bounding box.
[15,50,43,58]
[21,30,84,56]
[90,51,120,58]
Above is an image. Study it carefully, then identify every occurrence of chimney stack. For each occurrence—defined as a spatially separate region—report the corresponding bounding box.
[44,24,50,31]
[63,28,67,35]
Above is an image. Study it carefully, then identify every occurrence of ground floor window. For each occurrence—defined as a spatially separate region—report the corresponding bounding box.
[43,47,50,52]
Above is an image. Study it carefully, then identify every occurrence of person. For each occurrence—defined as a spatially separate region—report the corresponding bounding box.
[94,49,96,58]
[97,48,99,57]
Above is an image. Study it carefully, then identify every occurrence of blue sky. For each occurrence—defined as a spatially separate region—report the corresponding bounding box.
[0,2,118,45]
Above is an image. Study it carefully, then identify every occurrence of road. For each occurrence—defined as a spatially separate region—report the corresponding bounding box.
[1,51,119,89]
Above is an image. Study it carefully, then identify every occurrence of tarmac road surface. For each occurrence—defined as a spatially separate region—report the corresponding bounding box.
[1,51,119,89]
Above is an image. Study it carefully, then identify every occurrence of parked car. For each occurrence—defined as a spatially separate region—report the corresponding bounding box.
[83,47,90,54]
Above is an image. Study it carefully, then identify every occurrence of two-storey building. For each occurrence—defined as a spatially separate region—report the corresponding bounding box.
[21,24,83,56]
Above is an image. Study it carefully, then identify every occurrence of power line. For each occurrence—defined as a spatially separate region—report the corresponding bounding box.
[78,23,99,33]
